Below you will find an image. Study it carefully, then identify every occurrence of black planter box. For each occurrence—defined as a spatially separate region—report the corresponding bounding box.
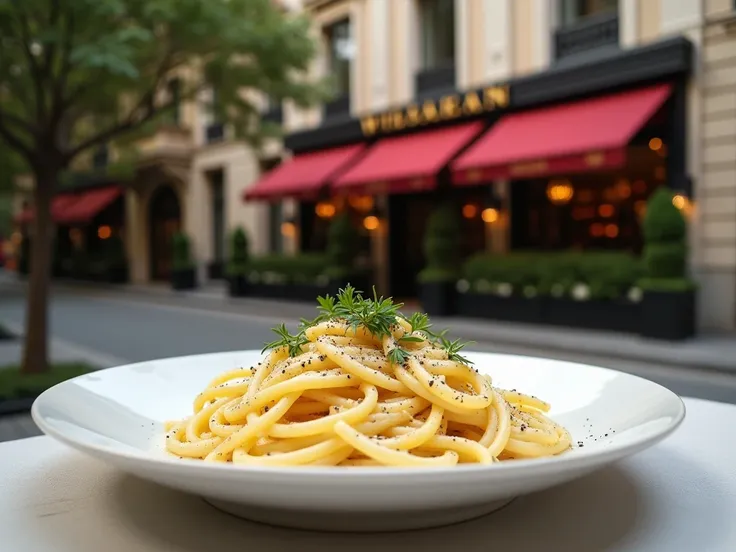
[208,261,224,280]
[289,283,328,302]
[228,275,249,297]
[171,267,197,291]
[640,289,695,341]
[456,293,543,324]
[419,282,456,317]
[249,282,289,299]
[544,298,640,333]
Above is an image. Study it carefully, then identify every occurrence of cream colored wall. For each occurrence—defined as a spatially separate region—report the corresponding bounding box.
[191,142,271,264]
[694,15,736,330]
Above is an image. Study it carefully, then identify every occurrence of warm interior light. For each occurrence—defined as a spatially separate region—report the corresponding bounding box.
[615,179,631,199]
[348,195,374,213]
[634,200,647,218]
[598,204,615,218]
[655,166,666,180]
[649,137,663,151]
[97,225,112,240]
[363,215,379,231]
[315,201,336,219]
[546,179,574,205]
[281,221,296,238]
[604,223,619,238]
[481,208,499,223]
[462,204,478,219]
[11,232,22,245]
[672,194,690,211]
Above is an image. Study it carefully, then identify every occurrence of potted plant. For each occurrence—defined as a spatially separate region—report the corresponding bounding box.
[171,232,197,291]
[638,188,695,340]
[227,227,249,297]
[542,252,642,333]
[418,204,461,316]
[456,253,544,323]
[325,212,364,295]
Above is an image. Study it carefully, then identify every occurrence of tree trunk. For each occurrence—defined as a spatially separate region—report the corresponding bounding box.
[20,167,56,375]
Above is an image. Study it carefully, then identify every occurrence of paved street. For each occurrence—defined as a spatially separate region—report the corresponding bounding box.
[2,279,736,442]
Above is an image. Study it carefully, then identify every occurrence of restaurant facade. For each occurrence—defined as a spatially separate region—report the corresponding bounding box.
[242,0,736,334]
[11,0,736,334]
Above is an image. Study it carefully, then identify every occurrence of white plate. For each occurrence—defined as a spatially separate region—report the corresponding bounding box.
[32,350,685,532]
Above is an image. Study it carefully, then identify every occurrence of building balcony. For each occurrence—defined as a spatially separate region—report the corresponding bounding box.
[135,125,194,163]
[415,65,456,96]
[554,13,619,62]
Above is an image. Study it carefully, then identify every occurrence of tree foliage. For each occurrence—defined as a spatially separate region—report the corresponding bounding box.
[0,0,328,167]
[0,0,327,374]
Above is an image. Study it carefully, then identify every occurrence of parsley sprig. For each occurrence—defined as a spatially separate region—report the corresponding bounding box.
[261,284,474,365]
[261,323,309,357]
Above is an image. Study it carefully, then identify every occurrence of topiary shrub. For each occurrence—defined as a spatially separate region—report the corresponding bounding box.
[228,227,249,276]
[640,187,692,289]
[325,212,358,280]
[172,232,193,272]
[418,203,461,283]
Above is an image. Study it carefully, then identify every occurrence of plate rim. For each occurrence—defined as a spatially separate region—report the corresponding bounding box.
[31,349,687,481]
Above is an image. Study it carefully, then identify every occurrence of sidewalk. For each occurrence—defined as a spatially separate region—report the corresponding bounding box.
[0,322,116,443]
[52,278,736,375]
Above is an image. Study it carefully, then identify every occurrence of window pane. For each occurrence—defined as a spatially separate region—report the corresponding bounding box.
[560,0,618,25]
[420,0,455,70]
[326,19,352,97]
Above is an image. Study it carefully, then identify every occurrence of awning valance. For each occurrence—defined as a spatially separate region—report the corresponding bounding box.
[452,83,673,184]
[243,144,366,201]
[333,122,485,195]
[56,186,123,225]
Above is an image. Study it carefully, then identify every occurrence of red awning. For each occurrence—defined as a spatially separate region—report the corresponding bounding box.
[14,194,81,225]
[56,186,123,224]
[244,144,366,201]
[333,122,485,194]
[452,83,673,184]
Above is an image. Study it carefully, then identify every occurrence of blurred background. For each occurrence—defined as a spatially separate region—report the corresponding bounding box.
[1,0,735,441]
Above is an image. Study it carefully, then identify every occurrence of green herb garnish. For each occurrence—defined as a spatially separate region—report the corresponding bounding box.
[261,323,309,357]
[261,284,474,365]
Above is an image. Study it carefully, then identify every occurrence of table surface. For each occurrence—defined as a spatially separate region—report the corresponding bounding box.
[1,397,735,552]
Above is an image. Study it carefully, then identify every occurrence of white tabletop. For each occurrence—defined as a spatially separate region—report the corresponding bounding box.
[1,397,735,552]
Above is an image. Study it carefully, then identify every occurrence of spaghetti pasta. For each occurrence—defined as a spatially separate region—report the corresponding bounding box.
[165,285,572,467]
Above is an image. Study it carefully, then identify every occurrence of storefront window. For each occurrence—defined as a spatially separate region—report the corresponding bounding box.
[419,0,455,70]
[510,172,659,254]
[560,0,618,26]
[325,19,352,99]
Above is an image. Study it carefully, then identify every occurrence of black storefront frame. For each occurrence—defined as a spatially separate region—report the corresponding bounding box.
[283,36,693,305]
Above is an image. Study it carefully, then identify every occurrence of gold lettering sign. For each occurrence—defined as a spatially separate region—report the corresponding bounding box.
[360,116,378,136]
[392,111,405,130]
[439,95,462,119]
[380,112,393,132]
[421,100,439,124]
[405,105,420,127]
[359,85,510,137]
[462,92,483,115]
[483,85,510,110]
